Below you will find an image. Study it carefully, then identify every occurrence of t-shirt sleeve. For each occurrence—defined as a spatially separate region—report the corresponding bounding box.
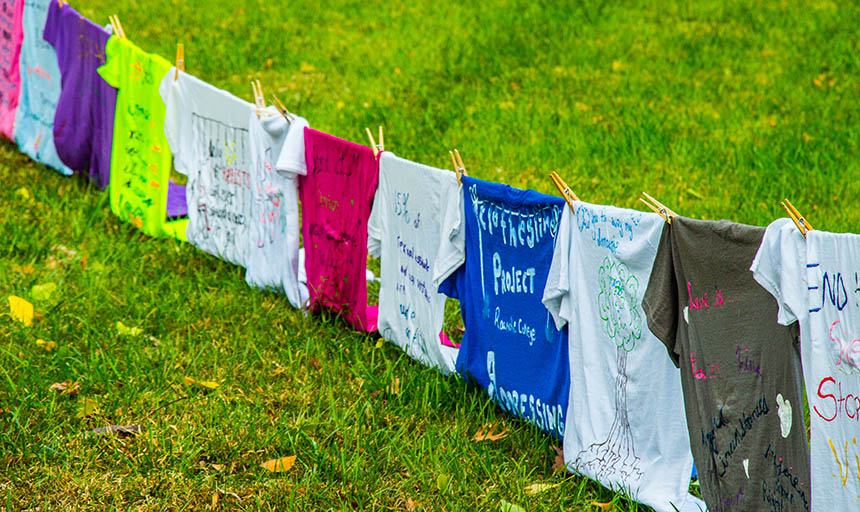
[275,116,309,176]
[159,71,188,175]
[641,222,681,367]
[432,182,466,286]
[96,37,120,87]
[367,176,384,259]
[43,0,60,50]
[542,206,573,330]
[750,218,806,326]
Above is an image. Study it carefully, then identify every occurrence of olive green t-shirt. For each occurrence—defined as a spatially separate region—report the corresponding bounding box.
[643,217,810,512]
[98,37,187,240]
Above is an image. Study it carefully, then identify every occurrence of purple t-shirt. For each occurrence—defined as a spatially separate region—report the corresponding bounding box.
[43,2,115,189]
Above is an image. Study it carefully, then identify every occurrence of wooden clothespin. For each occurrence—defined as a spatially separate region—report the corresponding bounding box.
[174,43,184,81]
[549,171,579,213]
[251,80,267,119]
[108,15,126,39]
[366,126,384,157]
[271,94,294,124]
[639,192,677,224]
[449,149,467,185]
[780,198,813,238]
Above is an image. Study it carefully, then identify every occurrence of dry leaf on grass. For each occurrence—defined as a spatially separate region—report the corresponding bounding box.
[76,397,99,419]
[8,295,34,326]
[261,455,296,472]
[473,423,508,442]
[551,445,566,474]
[525,482,561,495]
[184,376,220,390]
[591,501,613,511]
[36,339,56,352]
[89,424,142,437]
[50,380,80,396]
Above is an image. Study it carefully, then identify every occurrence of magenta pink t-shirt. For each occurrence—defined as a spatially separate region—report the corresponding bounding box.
[301,128,379,332]
[0,0,23,140]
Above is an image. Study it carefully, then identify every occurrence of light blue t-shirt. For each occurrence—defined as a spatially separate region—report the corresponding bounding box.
[13,0,71,175]
[435,176,569,439]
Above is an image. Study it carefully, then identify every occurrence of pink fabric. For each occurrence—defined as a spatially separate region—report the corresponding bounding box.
[0,0,23,140]
[301,128,379,332]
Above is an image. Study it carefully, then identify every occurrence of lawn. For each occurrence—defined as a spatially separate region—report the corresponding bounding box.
[1,0,859,509]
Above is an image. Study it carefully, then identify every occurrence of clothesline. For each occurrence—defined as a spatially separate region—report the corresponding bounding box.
[2,2,848,511]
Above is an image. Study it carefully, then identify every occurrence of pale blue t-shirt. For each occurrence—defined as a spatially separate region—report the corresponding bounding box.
[14,0,71,175]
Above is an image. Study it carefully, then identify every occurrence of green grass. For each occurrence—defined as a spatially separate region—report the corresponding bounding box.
[2,0,859,509]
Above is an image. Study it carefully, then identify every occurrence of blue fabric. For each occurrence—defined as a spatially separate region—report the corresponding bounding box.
[13,0,71,175]
[440,176,569,439]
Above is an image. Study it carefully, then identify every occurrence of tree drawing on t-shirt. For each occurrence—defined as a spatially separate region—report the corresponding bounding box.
[573,256,643,483]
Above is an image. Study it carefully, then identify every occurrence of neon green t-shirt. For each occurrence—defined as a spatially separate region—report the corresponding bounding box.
[98,37,187,240]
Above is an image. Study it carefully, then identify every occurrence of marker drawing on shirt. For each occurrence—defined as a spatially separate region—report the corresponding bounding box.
[573,256,644,482]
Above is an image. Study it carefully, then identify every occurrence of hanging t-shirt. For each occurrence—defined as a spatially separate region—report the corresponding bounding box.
[43,1,116,189]
[368,152,459,373]
[0,0,23,140]
[434,176,569,438]
[245,106,309,309]
[98,39,187,240]
[13,0,69,174]
[159,70,253,266]
[301,128,378,332]
[542,202,702,512]
[643,217,810,512]
[752,220,860,511]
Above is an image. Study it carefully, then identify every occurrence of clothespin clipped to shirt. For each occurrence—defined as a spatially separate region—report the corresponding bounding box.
[365,126,384,157]
[108,15,126,39]
[251,80,269,119]
[449,149,467,185]
[549,171,579,214]
[174,43,184,81]
[780,198,813,238]
[271,94,294,124]
[639,192,677,224]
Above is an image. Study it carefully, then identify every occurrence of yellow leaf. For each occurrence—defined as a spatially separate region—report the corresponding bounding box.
[31,282,57,302]
[76,397,99,418]
[198,380,220,390]
[36,339,56,352]
[16,187,31,201]
[299,62,315,73]
[261,455,296,472]
[336,101,345,109]
[375,339,384,349]
[9,296,34,326]
[591,501,613,511]
[212,493,219,507]
[525,482,561,495]
[183,376,196,386]
[116,321,142,336]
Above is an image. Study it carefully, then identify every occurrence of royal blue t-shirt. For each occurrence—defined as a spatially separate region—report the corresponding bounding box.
[435,176,569,438]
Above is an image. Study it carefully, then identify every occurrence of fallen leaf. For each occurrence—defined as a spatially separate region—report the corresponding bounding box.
[261,455,296,472]
[591,501,613,511]
[8,296,34,326]
[500,500,526,512]
[76,397,99,419]
[50,380,80,395]
[473,423,508,442]
[405,497,416,511]
[89,424,142,437]
[551,445,566,474]
[212,493,219,507]
[436,473,450,492]
[525,482,561,495]
[184,376,220,390]
[299,62,315,73]
[116,321,142,336]
[16,187,32,201]
[31,282,57,302]
[35,339,56,352]
[375,339,384,349]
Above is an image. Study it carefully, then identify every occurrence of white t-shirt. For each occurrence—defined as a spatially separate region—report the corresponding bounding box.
[752,219,858,511]
[542,202,702,512]
[245,107,309,308]
[160,70,254,267]
[368,152,459,373]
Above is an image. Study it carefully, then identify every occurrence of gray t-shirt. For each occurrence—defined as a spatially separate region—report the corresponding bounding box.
[642,217,810,512]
